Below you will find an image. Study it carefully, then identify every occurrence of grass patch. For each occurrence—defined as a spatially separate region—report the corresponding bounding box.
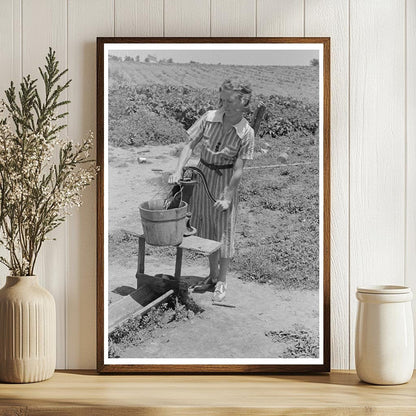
[265,325,319,358]
[233,140,319,290]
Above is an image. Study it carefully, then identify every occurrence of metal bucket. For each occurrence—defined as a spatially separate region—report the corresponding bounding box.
[139,199,188,246]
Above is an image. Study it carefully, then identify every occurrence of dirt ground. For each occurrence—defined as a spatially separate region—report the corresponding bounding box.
[108,144,319,359]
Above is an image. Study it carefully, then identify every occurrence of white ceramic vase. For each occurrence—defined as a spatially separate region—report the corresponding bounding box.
[355,285,414,385]
[0,276,56,383]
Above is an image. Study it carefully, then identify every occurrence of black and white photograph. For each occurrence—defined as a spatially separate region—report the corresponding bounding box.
[97,39,330,372]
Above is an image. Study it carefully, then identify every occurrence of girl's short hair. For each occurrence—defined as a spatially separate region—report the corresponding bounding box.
[219,79,252,108]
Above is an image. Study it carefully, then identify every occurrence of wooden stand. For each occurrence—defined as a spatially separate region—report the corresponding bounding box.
[108,232,221,332]
[136,234,221,291]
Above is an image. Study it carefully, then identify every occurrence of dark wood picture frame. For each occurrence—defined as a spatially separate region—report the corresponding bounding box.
[97,37,330,373]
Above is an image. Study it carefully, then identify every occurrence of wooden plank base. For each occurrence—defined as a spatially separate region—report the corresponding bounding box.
[108,285,174,332]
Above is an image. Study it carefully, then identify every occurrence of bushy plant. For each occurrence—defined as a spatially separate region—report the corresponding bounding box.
[0,49,96,276]
[108,84,319,147]
[109,106,188,146]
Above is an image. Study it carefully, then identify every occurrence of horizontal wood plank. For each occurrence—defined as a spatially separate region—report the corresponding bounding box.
[109,287,173,332]
[178,236,222,255]
[134,233,222,255]
[0,371,415,415]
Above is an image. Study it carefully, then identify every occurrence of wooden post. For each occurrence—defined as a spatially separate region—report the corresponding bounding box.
[251,103,266,135]
[136,236,146,289]
[174,247,183,280]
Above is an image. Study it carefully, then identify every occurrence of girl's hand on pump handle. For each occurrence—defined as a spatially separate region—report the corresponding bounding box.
[168,171,182,185]
[214,199,231,212]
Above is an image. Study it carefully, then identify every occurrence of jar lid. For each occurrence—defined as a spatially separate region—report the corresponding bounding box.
[357,285,411,294]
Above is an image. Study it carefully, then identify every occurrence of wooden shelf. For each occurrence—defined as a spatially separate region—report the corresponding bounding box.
[1,370,416,415]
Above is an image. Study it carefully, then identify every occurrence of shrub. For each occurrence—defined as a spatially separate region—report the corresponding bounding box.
[109,106,188,146]
[108,84,319,147]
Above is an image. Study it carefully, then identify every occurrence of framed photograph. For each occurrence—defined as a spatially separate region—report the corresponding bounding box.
[97,37,330,373]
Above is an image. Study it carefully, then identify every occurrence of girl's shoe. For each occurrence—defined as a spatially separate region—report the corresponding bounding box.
[212,281,227,302]
[193,275,217,292]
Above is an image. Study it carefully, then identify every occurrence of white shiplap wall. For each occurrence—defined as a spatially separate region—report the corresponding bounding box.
[0,0,413,370]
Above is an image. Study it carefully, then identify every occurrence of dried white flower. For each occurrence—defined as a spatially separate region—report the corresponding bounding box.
[0,49,98,276]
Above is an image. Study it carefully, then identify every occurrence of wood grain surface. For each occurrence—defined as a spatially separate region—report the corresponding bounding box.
[349,0,406,369]
[0,371,415,415]
[305,0,350,371]
[164,0,210,37]
[67,0,114,369]
[0,0,21,314]
[211,0,256,37]
[115,0,164,37]
[406,0,416,352]
[22,0,68,369]
[257,0,304,37]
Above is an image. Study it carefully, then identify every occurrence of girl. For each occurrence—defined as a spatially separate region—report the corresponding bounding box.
[169,79,255,302]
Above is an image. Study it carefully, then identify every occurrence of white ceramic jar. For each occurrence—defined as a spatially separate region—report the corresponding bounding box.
[355,285,414,385]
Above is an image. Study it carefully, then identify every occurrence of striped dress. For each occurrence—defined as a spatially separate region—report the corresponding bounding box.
[186,109,255,258]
